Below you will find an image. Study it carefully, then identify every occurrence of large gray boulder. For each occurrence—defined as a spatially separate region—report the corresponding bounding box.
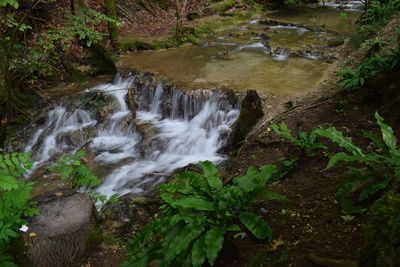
[15,193,98,267]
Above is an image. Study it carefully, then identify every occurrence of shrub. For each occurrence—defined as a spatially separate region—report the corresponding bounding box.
[49,150,100,190]
[271,123,325,156]
[360,192,400,267]
[122,161,286,267]
[316,112,400,214]
[0,152,38,266]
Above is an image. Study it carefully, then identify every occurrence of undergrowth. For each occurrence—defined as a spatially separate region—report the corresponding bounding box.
[316,112,400,214]
[49,150,100,190]
[123,161,286,267]
[0,152,38,267]
[338,28,400,90]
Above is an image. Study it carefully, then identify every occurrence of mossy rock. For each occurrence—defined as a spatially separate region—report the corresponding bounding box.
[327,36,345,47]
[226,90,263,150]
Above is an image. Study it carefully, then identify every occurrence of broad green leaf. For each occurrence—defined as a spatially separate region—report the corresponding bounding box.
[205,226,225,266]
[234,165,278,193]
[337,168,370,214]
[163,223,204,266]
[375,112,397,151]
[201,161,222,190]
[161,194,215,211]
[226,224,241,231]
[315,127,364,157]
[359,175,391,201]
[239,212,272,240]
[327,152,365,168]
[192,236,207,267]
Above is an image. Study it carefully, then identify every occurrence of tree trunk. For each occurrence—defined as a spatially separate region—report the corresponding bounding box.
[174,0,188,44]
[105,0,118,46]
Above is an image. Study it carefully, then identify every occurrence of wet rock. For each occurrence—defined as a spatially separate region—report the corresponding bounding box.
[225,90,263,150]
[217,50,238,60]
[15,193,98,267]
[327,36,345,47]
[127,88,137,118]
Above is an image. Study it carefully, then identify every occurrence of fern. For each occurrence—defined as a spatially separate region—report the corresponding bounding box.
[123,161,286,267]
[0,152,38,265]
[316,112,400,214]
[360,192,400,267]
[270,123,326,156]
[49,150,100,189]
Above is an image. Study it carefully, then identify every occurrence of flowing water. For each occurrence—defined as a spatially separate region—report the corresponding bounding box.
[25,5,361,196]
[119,6,360,95]
[26,76,239,196]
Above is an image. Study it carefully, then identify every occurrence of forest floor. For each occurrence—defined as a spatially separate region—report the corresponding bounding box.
[81,4,400,267]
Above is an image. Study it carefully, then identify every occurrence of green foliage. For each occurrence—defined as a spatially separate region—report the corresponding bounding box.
[0,0,18,8]
[360,192,400,267]
[337,45,399,90]
[358,0,400,40]
[0,152,38,266]
[284,0,301,7]
[123,161,286,267]
[89,191,119,219]
[315,112,400,214]
[49,150,100,189]
[271,123,326,156]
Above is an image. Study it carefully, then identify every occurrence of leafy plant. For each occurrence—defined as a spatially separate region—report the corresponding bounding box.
[0,152,38,266]
[49,150,100,190]
[89,191,119,220]
[123,161,286,267]
[337,46,399,90]
[315,112,400,214]
[360,0,400,37]
[271,123,325,156]
[360,192,400,267]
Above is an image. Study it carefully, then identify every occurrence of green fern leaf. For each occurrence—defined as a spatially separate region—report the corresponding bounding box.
[239,212,272,240]
[205,226,225,266]
[201,161,222,190]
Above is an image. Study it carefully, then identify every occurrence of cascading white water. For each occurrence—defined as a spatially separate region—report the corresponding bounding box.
[26,75,240,196]
[25,107,97,165]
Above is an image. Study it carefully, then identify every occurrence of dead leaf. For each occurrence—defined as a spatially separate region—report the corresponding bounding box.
[55,192,63,197]
[29,232,37,238]
[270,236,284,251]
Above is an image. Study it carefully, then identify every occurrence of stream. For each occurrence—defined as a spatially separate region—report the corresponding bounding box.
[25,4,361,197]
[26,75,239,196]
[119,5,360,95]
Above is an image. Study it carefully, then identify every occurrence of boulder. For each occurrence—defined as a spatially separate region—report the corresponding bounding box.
[15,193,98,267]
[327,36,345,47]
[224,90,263,151]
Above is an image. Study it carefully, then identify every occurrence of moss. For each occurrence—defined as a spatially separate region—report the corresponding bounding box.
[209,0,236,13]
[87,43,117,75]
[117,4,261,52]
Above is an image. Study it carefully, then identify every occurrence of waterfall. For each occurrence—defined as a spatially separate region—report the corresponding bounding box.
[26,75,240,196]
